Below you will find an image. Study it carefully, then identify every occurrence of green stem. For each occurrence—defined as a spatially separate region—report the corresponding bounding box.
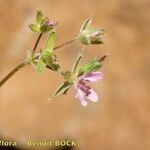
[0,62,27,87]
[0,38,77,87]
[54,38,77,50]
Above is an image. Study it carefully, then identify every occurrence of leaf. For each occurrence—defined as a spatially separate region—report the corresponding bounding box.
[53,81,72,97]
[29,24,40,32]
[80,18,92,32]
[44,32,56,52]
[36,11,43,24]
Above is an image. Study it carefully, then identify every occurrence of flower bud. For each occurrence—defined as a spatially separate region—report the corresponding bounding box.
[79,18,105,45]
[36,32,56,72]
[29,11,57,33]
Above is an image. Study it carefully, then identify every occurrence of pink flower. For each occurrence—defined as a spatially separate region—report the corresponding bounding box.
[74,71,103,107]
[47,21,57,27]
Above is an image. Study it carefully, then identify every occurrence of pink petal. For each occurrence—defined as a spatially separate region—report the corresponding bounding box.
[83,71,103,82]
[87,88,98,102]
[75,87,88,107]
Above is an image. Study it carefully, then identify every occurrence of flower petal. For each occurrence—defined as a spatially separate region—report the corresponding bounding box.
[75,86,88,107]
[83,71,103,82]
[87,88,98,102]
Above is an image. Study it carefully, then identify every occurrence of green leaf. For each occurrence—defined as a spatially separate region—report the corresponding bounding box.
[44,32,56,52]
[29,24,41,32]
[78,59,102,76]
[36,11,43,24]
[80,18,92,32]
[53,81,72,97]
[36,58,46,72]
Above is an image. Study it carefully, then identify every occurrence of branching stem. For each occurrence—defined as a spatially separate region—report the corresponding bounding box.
[0,38,77,87]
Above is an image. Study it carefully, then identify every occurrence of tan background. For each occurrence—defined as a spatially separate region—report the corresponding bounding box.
[0,0,150,149]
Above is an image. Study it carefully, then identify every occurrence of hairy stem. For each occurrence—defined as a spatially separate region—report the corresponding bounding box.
[0,62,27,87]
[54,38,77,50]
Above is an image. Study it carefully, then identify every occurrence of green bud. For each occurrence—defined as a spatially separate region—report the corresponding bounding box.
[36,31,56,72]
[79,18,105,45]
[79,29,104,45]
[29,11,57,33]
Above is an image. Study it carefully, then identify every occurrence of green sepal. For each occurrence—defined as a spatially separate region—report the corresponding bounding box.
[36,31,56,72]
[72,52,83,76]
[36,51,53,73]
[45,32,56,52]
[78,59,102,76]
[47,62,61,72]
[79,32,91,45]
[53,81,72,97]
[36,11,44,24]
[80,18,92,32]
[29,24,41,33]
[79,28,104,45]
[91,38,103,44]
[41,50,53,62]
[40,24,51,33]
[36,58,47,72]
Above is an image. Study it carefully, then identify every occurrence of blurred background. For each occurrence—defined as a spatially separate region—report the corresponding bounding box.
[0,0,150,149]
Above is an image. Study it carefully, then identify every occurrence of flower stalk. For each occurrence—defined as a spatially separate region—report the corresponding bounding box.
[0,62,27,87]
[32,33,43,56]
